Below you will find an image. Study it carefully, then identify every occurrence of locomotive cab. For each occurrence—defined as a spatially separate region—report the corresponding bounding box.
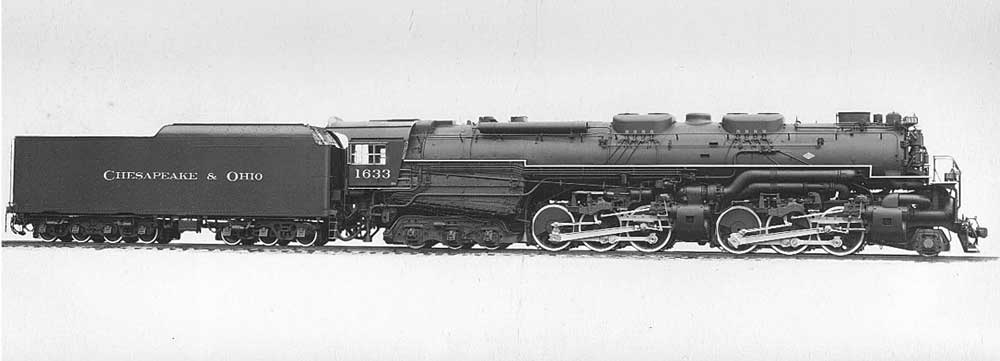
[325,119,414,188]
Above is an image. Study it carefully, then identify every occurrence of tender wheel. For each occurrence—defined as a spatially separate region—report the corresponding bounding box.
[443,240,466,250]
[257,226,279,246]
[767,214,809,256]
[297,224,320,246]
[104,230,123,243]
[100,224,122,243]
[70,233,91,243]
[531,204,574,252]
[39,232,57,242]
[715,205,762,255]
[38,224,57,242]
[155,230,173,244]
[821,222,866,256]
[136,225,159,244]
[220,226,242,246]
[70,223,91,243]
[120,225,139,243]
[582,214,618,252]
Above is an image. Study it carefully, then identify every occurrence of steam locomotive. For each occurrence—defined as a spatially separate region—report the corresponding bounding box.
[7,111,987,256]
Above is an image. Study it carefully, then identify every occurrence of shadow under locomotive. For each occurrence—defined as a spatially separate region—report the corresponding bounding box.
[2,241,995,263]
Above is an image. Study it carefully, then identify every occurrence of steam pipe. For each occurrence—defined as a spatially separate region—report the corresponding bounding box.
[679,170,860,203]
[732,183,850,200]
[726,170,858,193]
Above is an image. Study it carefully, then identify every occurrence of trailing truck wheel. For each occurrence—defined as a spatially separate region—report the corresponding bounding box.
[715,206,761,255]
[531,204,575,252]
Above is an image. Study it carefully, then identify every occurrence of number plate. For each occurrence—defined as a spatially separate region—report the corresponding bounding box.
[354,168,392,179]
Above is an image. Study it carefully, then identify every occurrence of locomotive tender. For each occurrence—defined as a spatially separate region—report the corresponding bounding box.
[6,111,988,256]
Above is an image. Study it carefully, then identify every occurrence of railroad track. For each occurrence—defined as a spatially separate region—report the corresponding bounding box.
[2,240,995,263]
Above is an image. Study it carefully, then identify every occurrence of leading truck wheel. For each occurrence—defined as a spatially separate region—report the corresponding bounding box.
[531,204,574,252]
[715,206,761,255]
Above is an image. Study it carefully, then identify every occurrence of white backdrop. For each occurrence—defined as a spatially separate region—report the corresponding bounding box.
[3,2,1000,359]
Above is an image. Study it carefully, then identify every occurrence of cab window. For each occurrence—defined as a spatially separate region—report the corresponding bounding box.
[350,144,387,165]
